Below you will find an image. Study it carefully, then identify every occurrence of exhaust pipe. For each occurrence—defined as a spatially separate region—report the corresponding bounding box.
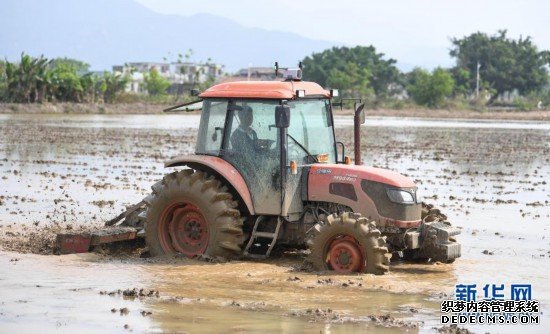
[353,102,365,165]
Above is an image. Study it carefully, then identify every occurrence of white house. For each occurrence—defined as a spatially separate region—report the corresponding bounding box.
[112,62,224,94]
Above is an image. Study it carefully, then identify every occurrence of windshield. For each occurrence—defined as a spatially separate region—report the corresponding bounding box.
[287,99,336,164]
[195,98,336,164]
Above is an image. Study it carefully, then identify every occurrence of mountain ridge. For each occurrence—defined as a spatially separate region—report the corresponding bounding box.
[0,0,337,71]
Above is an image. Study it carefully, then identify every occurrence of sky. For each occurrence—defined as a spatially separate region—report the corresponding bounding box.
[135,0,550,70]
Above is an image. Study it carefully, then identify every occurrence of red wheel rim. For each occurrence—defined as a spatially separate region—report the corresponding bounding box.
[158,202,209,257]
[327,236,365,273]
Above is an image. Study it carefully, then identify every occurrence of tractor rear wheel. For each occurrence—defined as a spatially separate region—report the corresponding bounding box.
[307,212,391,275]
[144,169,244,259]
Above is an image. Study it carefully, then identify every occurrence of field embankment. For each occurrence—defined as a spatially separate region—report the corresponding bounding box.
[1,102,549,121]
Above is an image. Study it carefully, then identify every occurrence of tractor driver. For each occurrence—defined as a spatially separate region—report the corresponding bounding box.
[231,106,258,153]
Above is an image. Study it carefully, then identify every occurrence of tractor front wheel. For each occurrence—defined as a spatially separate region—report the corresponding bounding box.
[307,212,391,275]
[144,170,244,259]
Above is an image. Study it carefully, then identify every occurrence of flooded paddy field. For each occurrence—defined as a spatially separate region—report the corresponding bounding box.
[0,114,549,333]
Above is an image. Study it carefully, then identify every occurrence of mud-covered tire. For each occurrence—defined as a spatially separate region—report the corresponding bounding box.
[144,169,244,259]
[307,212,391,275]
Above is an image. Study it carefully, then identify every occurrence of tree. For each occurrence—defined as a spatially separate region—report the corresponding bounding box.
[0,54,130,104]
[302,46,400,98]
[0,61,6,99]
[450,67,471,97]
[185,48,194,62]
[196,71,216,93]
[100,71,129,103]
[143,68,170,95]
[3,53,51,103]
[407,68,454,108]
[79,73,101,103]
[326,62,373,98]
[50,58,90,74]
[48,60,85,102]
[450,30,549,103]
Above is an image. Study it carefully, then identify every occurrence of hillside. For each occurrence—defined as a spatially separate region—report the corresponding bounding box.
[1,0,336,71]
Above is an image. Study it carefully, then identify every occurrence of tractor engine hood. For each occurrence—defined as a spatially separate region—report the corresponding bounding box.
[307,164,421,228]
[308,164,416,189]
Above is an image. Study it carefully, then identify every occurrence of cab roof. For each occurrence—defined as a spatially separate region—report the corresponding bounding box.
[199,80,330,99]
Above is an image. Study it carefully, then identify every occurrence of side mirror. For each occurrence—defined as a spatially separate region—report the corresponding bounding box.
[275,105,291,128]
[355,102,365,124]
[211,126,223,142]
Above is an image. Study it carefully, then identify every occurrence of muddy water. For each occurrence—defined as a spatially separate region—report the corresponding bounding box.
[1,114,549,333]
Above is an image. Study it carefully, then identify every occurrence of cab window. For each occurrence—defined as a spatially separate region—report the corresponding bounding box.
[287,99,335,164]
[196,99,228,155]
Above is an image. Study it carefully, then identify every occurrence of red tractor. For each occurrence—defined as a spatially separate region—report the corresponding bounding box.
[118,66,461,274]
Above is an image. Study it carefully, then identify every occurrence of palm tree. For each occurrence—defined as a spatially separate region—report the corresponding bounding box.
[100,71,129,103]
[4,53,51,102]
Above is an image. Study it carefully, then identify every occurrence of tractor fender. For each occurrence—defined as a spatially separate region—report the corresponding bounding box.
[165,155,255,215]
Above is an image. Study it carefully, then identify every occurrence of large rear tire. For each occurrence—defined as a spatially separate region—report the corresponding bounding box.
[144,169,244,259]
[307,212,391,275]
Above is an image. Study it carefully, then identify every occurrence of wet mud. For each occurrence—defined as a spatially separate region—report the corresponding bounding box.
[0,114,549,333]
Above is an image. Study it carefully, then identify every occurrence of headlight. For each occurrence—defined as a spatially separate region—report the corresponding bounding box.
[387,189,415,204]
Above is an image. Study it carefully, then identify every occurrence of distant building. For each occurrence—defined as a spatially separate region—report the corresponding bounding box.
[217,66,279,83]
[112,62,224,94]
[171,62,223,84]
[236,67,277,81]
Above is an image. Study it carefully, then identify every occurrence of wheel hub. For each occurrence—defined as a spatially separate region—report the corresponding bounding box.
[184,220,203,240]
[159,203,209,257]
[327,236,365,273]
[338,252,351,265]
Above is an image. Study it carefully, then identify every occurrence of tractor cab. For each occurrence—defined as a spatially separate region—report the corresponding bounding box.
[190,78,340,219]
